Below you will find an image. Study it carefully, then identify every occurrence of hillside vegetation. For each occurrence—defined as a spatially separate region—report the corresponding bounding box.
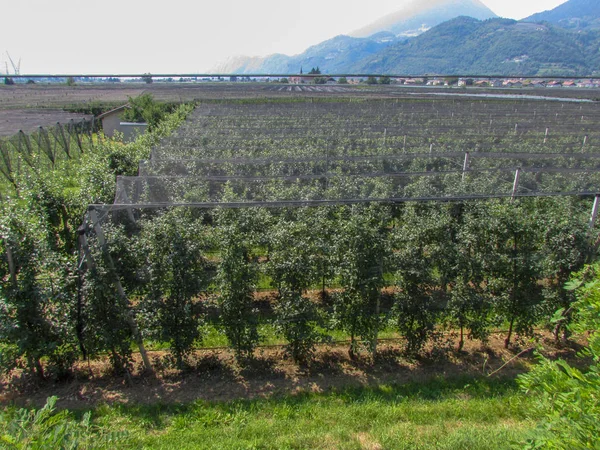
[352,17,600,76]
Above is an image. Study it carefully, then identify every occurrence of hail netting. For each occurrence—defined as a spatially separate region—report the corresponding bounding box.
[106,99,600,210]
[76,97,600,370]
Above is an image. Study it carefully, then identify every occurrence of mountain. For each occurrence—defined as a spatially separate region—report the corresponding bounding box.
[350,0,497,38]
[523,0,600,31]
[213,0,600,77]
[350,17,600,76]
[212,34,399,74]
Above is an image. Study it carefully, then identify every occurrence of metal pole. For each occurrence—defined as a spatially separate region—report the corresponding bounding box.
[590,195,600,229]
[511,168,521,201]
[462,152,470,182]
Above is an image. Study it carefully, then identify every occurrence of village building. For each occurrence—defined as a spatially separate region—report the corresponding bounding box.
[97,104,147,142]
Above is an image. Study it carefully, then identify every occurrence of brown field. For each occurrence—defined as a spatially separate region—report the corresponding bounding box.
[1,81,599,137]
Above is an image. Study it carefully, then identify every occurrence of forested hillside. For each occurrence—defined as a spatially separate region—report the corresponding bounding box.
[220,16,600,76]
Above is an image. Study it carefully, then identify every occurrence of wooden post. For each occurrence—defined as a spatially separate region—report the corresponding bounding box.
[18,130,32,155]
[38,127,54,166]
[87,118,95,149]
[88,208,154,375]
[582,135,588,152]
[403,135,406,152]
[511,168,521,201]
[71,120,84,154]
[544,128,549,144]
[462,152,470,182]
[590,195,600,229]
[0,140,16,189]
[14,132,26,168]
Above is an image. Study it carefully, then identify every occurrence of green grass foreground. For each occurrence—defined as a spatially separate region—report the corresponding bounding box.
[85,377,537,449]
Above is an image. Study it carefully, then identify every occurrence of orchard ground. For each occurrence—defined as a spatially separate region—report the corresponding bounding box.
[0,329,584,410]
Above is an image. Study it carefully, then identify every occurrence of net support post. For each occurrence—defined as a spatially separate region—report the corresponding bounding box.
[590,195,600,229]
[462,152,470,182]
[511,168,521,201]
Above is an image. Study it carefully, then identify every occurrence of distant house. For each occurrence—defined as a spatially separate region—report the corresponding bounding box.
[98,105,130,138]
[546,80,563,88]
[578,80,596,88]
[404,78,424,85]
[503,79,523,88]
[562,80,576,87]
[97,104,147,141]
[289,76,314,84]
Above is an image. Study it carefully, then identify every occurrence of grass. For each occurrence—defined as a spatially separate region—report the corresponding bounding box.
[82,377,537,449]
[145,323,407,351]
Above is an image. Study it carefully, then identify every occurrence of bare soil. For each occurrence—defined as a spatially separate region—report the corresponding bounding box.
[2,83,598,137]
[0,331,583,410]
[0,109,94,137]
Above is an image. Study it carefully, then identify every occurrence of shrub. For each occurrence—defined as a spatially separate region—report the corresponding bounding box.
[518,263,600,449]
[0,396,125,449]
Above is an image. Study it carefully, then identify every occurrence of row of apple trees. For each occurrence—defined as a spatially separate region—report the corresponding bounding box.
[0,103,194,379]
[72,194,593,375]
[1,179,594,378]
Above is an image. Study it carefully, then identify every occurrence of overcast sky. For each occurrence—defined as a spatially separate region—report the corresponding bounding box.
[0,0,568,74]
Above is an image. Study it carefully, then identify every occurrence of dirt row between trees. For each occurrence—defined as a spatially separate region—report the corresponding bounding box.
[0,331,582,410]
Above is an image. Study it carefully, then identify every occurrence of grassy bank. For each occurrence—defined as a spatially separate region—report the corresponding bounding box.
[77,377,537,449]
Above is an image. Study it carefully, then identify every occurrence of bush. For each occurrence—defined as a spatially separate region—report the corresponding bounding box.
[216,221,260,361]
[0,396,125,449]
[267,218,324,363]
[518,263,600,449]
[138,211,209,370]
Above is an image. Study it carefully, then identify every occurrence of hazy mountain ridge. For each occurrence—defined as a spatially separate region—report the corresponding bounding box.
[350,0,497,38]
[212,35,399,75]
[350,16,600,76]
[212,0,600,76]
[523,0,600,31]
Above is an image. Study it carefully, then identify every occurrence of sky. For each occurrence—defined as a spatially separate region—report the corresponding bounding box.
[0,0,569,74]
